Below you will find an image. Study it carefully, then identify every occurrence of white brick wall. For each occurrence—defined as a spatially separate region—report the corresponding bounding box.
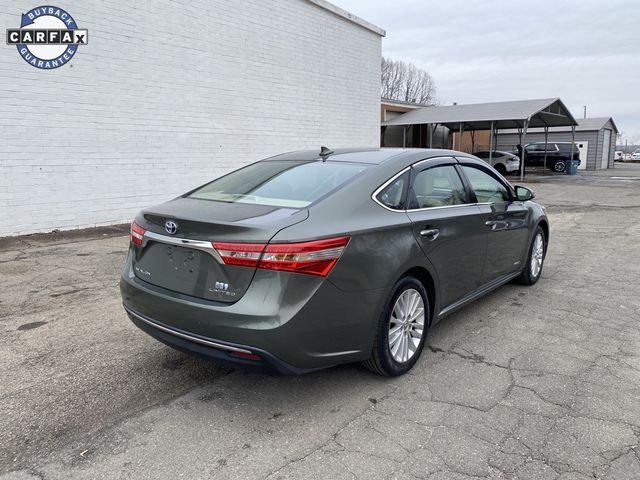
[0,0,383,236]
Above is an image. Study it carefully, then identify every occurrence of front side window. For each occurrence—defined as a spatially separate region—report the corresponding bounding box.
[189,160,368,208]
[376,171,409,210]
[461,165,510,203]
[526,144,546,152]
[410,165,468,209]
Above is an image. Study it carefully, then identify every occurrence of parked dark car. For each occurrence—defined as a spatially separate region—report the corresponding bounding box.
[521,142,580,172]
[120,148,549,376]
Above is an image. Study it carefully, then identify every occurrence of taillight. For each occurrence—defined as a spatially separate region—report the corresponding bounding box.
[212,236,350,277]
[261,236,350,276]
[130,222,146,246]
[213,243,265,268]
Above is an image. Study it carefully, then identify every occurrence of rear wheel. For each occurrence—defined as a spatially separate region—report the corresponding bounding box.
[363,277,429,376]
[515,227,546,285]
[552,160,566,173]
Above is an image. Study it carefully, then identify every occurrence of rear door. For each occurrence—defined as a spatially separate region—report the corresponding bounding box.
[457,161,528,281]
[406,158,487,309]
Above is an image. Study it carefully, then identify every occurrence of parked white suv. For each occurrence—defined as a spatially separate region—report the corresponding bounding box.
[473,150,520,175]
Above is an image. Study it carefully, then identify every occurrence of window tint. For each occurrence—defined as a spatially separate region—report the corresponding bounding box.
[376,171,408,210]
[556,143,576,152]
[410,165,468,209]
[527,143,548,152]
[461,166,510,203]
[189,160,368,208]
[474,151,488,159]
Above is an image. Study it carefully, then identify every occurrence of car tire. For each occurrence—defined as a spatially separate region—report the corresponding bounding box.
[363,276,429,376]
[515,226,546,286]
[494,163,507,175]
[552,160,566,173]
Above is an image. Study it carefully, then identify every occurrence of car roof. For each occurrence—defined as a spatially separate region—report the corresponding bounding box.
[263,148,468,166]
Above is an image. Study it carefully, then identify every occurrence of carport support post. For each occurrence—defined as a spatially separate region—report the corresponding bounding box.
[429,123,437,149]
[520,120,529,181]
[458,123,463,151]
[402,126,407,148]
[571,126,576,162]
[489,121,494,165]
[543,125,549,176]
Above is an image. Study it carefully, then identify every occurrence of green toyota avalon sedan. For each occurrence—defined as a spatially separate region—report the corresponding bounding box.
[120,148,548,376]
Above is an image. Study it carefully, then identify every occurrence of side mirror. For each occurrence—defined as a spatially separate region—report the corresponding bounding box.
[515,185,535,201]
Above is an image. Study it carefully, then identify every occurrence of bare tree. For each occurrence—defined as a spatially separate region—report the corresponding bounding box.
[619,133,640,152]
[381,57,437,105]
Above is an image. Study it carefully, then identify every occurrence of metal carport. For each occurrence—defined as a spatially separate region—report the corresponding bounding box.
[382,98,579,179]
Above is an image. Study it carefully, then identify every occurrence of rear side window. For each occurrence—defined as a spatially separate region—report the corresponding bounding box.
[376,171,409,210]
[189,160,368,208]
[410,165,468,209]
[461,166,510,203]
[557,143,576,152]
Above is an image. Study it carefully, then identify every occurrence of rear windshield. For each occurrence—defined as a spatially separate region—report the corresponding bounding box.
[188,160,368,208]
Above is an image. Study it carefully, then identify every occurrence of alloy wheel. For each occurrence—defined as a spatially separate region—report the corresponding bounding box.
[388,288,425,363]
[530,233,544,278]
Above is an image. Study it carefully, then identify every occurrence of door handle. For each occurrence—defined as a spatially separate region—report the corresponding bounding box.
[485,220,498,230]
[420,228,439,241]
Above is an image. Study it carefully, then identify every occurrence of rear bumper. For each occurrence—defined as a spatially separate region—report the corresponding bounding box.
[120,251,388,372]
[124,305,311,374]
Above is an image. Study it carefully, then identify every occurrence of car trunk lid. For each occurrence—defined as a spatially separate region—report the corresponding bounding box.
[132,197,308,303]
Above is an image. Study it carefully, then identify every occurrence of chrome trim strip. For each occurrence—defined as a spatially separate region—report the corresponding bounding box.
[142,231,223,263]
[411,155,457,169]
[406,201,510,212]
[406,203,480,213]
[371,166,411,212]
[124,306,253,354]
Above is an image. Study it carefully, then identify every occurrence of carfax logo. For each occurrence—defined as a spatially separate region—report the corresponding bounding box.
[6,6,88,69]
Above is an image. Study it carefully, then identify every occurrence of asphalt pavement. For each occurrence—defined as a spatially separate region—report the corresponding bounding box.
[1,164,639,480]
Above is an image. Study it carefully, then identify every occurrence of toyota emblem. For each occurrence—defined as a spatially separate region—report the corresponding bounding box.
[164,221,178,235]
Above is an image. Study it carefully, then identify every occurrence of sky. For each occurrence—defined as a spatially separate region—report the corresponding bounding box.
[336,0,640,143]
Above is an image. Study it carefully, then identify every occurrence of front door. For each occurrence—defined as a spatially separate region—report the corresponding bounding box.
[406,159,487,309]
[457,162,529,281]
[523,144,538,166]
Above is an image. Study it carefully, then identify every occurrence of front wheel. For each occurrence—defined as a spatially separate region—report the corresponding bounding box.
[494,163,507,175]
[363,277,429,376]
[515,227,546,285]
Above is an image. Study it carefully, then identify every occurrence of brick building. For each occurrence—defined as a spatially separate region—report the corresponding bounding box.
[0,0,384,236]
